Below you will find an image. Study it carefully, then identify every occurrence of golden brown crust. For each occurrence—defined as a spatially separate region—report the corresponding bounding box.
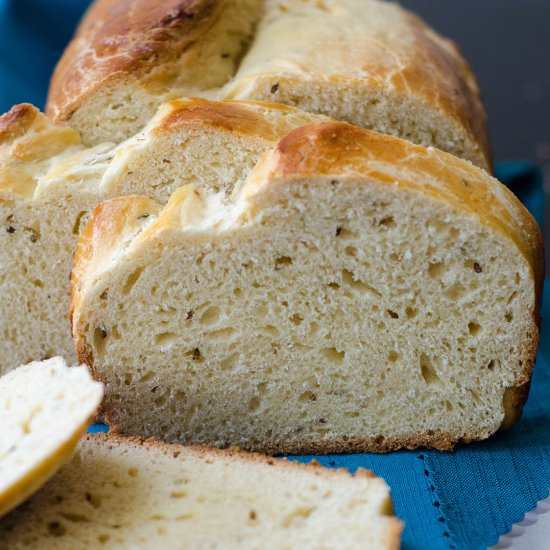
[0,104,82,199]
[0,104,40,144]
[71,195,160,367]
[47,0,219,123]
[155,98,311,142]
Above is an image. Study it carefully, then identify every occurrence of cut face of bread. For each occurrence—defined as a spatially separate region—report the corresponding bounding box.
[46,0,490,168]
[0,358,103,518]
[0,434,402,549]
[71,122,542,454]
[0,100,324,375]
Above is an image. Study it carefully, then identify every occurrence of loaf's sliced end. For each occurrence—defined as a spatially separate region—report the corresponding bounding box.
[222,75,489,170]
[0,358,103,518]
[0,433,402,548]
[104,98,328,201]
[71,123,541,454]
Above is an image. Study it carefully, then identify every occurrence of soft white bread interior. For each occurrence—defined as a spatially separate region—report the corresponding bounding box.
[0,357,103,518]
[71,122,543,454]
[0,433,402,549]
[47,0,490,168]
[0,100,325,375]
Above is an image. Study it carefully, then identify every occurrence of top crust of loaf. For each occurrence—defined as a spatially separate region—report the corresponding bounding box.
[0,105,82,199]
[46,0,221,122]
[46,0,490,168]
[153,97,328,141]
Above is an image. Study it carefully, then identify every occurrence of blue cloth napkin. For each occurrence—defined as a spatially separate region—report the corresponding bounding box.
[2,1,548,548]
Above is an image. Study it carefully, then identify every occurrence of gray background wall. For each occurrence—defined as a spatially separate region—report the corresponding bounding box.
[399,1,550,164]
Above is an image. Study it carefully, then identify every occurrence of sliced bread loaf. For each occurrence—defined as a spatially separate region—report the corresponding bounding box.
[0,433,402,549]
[46,0,490,168]
[0,358,103,518]
[0,99,324,374]
[71,122,543,454]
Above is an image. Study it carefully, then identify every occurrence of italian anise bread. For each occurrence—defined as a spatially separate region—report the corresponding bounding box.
[0,433,402,549]
[0,99,325,375]
[46,0,490,168]
[0,357,103,518]
[71,122,543,454]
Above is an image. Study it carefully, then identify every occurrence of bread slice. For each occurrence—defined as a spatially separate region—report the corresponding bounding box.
[71,122,543,454]
[0,433,402,549]
[0,358,103,518]
[46,0,490,168]
[0,99,324,375]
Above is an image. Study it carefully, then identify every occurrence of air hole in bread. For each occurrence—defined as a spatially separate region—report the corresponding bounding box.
[205,327,236,341]
[336,227,357,240]
[419,354,444,390]
[388,351,400,362]
[299,391,317,404]
[93,325,107,355]
[275,256,293,269]
[291,314,303,326]
[156,332,179,350]
[248,396,261,413]
[322,347,345,364]
[47,521,66,537]
[122,267,144,295]
[85,492,102,509]
[468,322,481,336]
[444,284,465,300]
[427,261,445,279]
[405,306,418,319]
[199,305,221,325]
[72,211,87,235]
[377,216,395,228]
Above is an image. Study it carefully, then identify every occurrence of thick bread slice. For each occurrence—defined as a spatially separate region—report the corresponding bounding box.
[46,0,490,168]
[0,434,402,549]
[0,99,324,375]
[0,358,103,518]
[71,122,542,454]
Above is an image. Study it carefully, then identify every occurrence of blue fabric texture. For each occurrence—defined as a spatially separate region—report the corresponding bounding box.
[1,2,548,548]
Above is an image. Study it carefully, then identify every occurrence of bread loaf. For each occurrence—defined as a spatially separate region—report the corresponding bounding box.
[47,0,490,168]
[71,122,543,454]
[0,99,324,374]
[0,358,102,518]
[0,433,402,549]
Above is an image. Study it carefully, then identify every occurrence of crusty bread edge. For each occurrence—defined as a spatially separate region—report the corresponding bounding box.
[82,432,403,549]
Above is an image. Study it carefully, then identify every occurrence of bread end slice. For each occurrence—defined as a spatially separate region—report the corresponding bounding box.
[0,433,402,548]
[0,357,103,518]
